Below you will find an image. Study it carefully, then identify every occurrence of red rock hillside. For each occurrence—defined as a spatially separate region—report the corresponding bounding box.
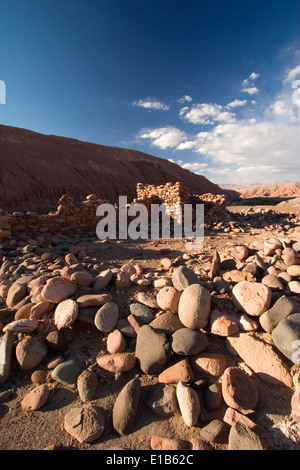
[0,125,235,211]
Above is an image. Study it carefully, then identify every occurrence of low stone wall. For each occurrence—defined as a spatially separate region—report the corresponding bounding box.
[0,194,108,240]
[0,183,228,241]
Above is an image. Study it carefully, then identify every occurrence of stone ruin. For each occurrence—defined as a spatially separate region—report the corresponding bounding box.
[0,183,228,241]
[135,182,227,223]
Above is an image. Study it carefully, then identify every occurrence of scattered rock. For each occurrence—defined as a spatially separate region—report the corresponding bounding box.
[64,405,105,443]
[16,337,48,371]
[232,281,272,316]
[6,282,27,308]
[94,301,119,332]
[172,265,201,291]
[51,357,81,385]
[221,366,259,412]
[21,384,49,411]
[41,277,77,303]
[228,422,268,450]
[156,286,181,313]
[106,329,126,354]
[190,352,227,377]
[259,295,297,333]
[77,370,98,402]
[96,353,136,373]
[54,299,79,330]
[209,309,239,336]
[151,435,187,450]
[227,333,293,387]
[272,313,300,363]
[176,381,200,427]
[129,303,153,324]
[171,328,208,355]
[199,419,229,443]
[135,292,158,308]
[112,378,141,435]
[76,293,113,308]
[92,269,113,291]
[135,325,172,375]
[45,329,69,352]
[149,311,185,334]
[3,318,39,333]
[158,358,194,384]
[178,283,211,329]
[145,383,180,418]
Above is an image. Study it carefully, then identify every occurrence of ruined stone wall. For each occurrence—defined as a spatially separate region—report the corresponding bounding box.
[136,182,227,221]
[0,194,108,240]
[0,183,228,240]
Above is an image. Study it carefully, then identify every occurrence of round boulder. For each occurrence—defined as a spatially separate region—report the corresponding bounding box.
[178,284,211,329]
[171,328,208,355]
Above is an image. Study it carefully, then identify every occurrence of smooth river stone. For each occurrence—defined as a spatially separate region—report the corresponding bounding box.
[178,283,211,329]
[112,378,141,435]
[176,381,201,427]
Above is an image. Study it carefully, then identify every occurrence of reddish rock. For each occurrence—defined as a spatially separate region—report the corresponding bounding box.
[158,358,194,384]
[227,333,293,387]
[115,270,131,290]
[21,384,49,411]
[208,250,221,280]
[64,405,105,443]
[31,369,48,384]
[190,352,227,377]
[14,303,33,320]
[151,435,187,450]
[65,253,78,266]
[156,286,181,313]
[96,353,136,373]
[160,258,173,270]
[221,367,259,412]
[209,309,239,336]
[41,277,77,304]
[106,329,126,354]
[223,407,257,429]
[232,281,272,316]
[30,301,54,319]
[54,299,79,330]
[136,292,159,308]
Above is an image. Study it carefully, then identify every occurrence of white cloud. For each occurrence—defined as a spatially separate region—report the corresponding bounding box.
[270,99,297,120]
[138,126,187,149]
[177,120,300,178]
[284,65,300,82]
[132,98,170,111]
[241,86,259,95]
[178,95,193,103]
[134,62,300,185]
[180,162,208,174]
[226,99,248,108]
[180,103,236,125]
[179,106,189,116]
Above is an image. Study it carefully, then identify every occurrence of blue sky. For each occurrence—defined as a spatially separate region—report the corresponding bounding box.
[1,0,300,186]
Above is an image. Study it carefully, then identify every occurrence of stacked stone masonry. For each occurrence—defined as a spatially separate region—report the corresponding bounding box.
[0,183,227,240]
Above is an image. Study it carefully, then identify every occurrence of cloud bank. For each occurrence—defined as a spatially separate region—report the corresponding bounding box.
[135,65,300,185]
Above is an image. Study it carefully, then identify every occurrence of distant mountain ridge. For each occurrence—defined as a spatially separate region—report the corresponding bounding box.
[0,125,234,211]
[239,182,300,199]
